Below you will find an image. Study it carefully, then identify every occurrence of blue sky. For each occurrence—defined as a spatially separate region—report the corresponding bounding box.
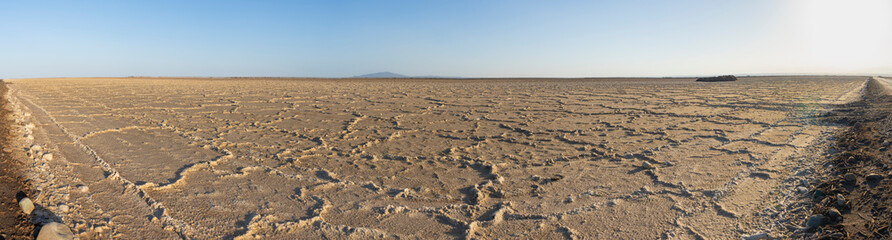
[1,0,890,78]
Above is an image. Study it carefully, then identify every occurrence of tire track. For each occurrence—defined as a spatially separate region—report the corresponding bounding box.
[13,91,197,239]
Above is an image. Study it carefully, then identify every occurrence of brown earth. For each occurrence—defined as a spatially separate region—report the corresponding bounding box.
[0,81,34,239]
[812,77,892,239]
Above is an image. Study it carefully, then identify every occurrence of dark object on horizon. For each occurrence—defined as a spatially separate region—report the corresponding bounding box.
[696,75,737,82]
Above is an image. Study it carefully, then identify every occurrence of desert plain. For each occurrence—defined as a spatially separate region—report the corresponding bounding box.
[0,76,871,239]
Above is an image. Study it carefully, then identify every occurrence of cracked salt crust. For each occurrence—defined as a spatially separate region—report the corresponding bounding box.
[4,76,866,239]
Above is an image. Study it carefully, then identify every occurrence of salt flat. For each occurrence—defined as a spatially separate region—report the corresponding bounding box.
[5,76,865,239]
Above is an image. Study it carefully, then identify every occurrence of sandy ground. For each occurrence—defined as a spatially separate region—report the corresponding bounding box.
[2,76,867,239]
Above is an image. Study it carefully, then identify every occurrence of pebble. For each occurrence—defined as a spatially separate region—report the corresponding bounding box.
[866,174,883,181]
[827,208,841,219]
[836,194,846,206]
[813,189,824,200]
[805,214,823,229]
[641,162,655,169]
[36,222,74,240]
[30,144,42,151]
[19,197,34,214]
[741,232,770,240]
[76,185,89,192]
[797,186,808,193]
[42,153,54,161]
[844,173,857,182]
[58,204,69,213]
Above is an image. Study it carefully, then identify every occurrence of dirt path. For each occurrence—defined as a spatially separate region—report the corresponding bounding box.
[0,81,34,239]
[809,77,892,239]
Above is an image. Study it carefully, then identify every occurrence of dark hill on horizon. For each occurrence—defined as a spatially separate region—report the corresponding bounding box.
[352,72,408,78]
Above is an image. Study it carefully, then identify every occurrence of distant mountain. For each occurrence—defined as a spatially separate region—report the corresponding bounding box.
[352,72,408,78]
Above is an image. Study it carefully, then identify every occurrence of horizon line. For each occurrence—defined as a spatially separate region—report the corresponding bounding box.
[2,73,889,81]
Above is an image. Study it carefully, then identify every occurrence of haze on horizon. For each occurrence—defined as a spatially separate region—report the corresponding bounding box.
[1,0,890,79]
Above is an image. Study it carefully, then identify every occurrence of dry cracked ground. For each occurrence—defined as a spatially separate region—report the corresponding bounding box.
[3,76,867,239]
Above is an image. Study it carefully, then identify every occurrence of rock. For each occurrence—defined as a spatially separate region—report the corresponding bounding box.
[866,174,883,181]
[800,179,810,187]
[531,175,542,181]
[58,204,69,213]
[76,185,89,192]
[827,208,841,219]
[805,214,823,229]
[641,162,655,169]
[30,144,42,151]
[797,186,808,193]
[36,222,74,240]
[836,194,846,207]
[813,189,824,200]
[42,153,53,161]
[18,197,34,214]
[844,173,857,182]
[741,232,770,240]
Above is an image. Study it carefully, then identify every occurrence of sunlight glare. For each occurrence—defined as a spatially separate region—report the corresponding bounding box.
[788,0,892,72]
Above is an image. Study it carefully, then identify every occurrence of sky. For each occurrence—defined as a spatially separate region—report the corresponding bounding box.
[1,0,890,78]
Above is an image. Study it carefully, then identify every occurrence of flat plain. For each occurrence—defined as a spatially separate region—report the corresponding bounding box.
[5,76,866,239]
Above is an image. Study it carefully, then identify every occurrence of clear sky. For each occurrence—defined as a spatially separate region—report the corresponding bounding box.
[1,0,890,78]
